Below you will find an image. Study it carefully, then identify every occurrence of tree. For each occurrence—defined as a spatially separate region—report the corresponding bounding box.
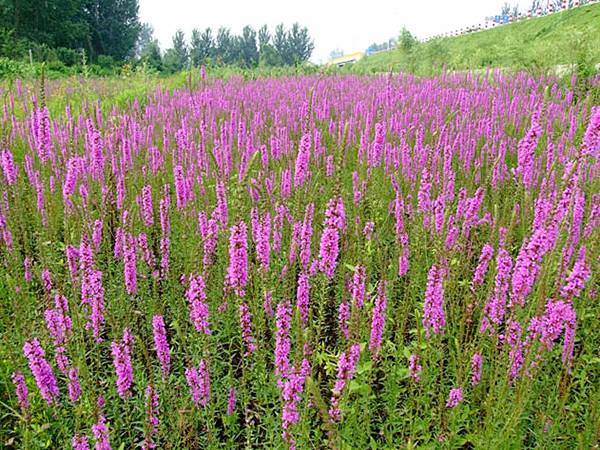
[398,27,417,53]
[141,41,162,71]
[0,0,141,63]
[216,27,233,65]
[501,2,512,15]
[240,25,258,67]
[191,28,214,66]
[529,0,542,11]
[164,29,188,72]
[273,24,289,65]
[136,23,156,58]
[286,23,314,65]
[84,0,141,62]
[135,22,161,70]
[258,25,270,53]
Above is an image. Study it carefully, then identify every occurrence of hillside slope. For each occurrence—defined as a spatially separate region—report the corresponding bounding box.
[353,3,600,74]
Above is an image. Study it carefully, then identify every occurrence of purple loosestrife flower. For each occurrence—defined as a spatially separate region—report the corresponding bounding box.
[533,300,576,353]
[92,220,103,252]
[515,111,542,190]
[63,157,79,208]
[152,315,171,377]
[44,294,72,346]
[324,196,347,232]
[422,264,446,338]
[12,371,29,411]
[239,302,256,354]
[480,242,513,334]
[138,233,155,268]
[140,185,154,227]
[318,226,339,279]
[159,185,171,278]
[471,243,494,290]
[293,133,311,188]
[41,268,52,291]
[24,256,32,282]
[85,270,105,342]
[86,119,104,181]
[227,386,236,415]
[185,274,210,334]
[23,338,59,405]
[275,301,292,378]
[471,353,482,386]
[446,388,463,408]
[445,215,459,250]
[174,165,187,210]
[369,283,387,359]
[299,203,314,270]
[34,107,51,163]
[338,301,350,339]
[92,415,111,450]
[417,167,432,216]
[263,290,274,317]
[113,228,124,260]
[583,105,600,156]
[111,328,133,398]
[226,221,248,297]
[255,211,271,273]
[351,265,366,309]
[68,367,81,402]
[408,354,422,383]
[280,368,308,450]
[1,150,17,185]
[143,385,160,450]
[368,122,385,168]
[186,360,210,407]
[329,343,361,422]
[363,221,374,240]
[72,435,90,450]
[296,272,310,323]
[65,245,79,280]
[507,319,525,382]
[215,181,228,228]
[560,247,591,300]
[510,227,548,308]
[199,213,219,269]
[123,233,137,296]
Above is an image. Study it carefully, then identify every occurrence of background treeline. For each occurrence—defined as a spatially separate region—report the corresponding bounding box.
[139,23,315,73]
[0,0,314,77]
[0,0,140,68]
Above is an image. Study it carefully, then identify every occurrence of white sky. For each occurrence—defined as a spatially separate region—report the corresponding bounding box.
[139,0,524,63]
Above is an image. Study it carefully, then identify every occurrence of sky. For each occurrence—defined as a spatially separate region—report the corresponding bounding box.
[139,0,524,64]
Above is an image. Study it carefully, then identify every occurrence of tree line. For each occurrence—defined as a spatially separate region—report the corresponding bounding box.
[0,0,140,65]
[138,23,314,73]
[0,0,314,74]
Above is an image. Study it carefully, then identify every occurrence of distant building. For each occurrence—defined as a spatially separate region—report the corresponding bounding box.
[329,52,365,67]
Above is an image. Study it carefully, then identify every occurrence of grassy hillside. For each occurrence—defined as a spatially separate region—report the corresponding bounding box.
[353,2,600,74]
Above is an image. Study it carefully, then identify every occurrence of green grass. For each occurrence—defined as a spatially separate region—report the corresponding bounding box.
[352,3,600,75]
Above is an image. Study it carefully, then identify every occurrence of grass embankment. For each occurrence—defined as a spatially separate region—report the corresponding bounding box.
[353,3,600,75]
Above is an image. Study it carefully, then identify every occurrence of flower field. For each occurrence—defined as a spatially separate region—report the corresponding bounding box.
[0,71,599,449]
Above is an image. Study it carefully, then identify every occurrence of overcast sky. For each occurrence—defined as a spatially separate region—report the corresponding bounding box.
[139,0,523,63]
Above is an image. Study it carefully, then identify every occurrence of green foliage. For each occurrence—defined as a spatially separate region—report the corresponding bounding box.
[353,3,600,76]
[0,0,141,65]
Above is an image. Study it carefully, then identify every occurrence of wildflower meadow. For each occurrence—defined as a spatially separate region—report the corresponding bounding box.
[0,70,599,449]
